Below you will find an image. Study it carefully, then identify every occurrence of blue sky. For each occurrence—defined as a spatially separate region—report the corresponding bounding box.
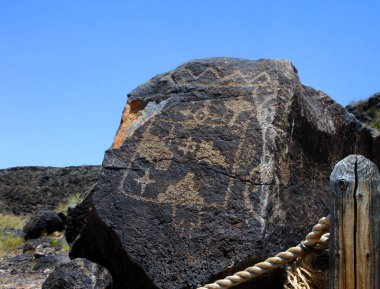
[0,1,379,168]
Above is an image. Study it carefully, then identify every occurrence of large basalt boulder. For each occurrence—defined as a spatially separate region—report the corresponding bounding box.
[68,58,376,289]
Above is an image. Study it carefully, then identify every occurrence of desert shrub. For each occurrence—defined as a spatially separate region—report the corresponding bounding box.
[55,193,83,214]
[0,235,24,256]
[49,236,64,248]
[0,214,25,231]
[0,214,26,256]
[62,243,70,251]
[368,109,380,132]
[49,236,70,252]
[347,99,364,107]
[367,107,378,118]
[373,109,380,122]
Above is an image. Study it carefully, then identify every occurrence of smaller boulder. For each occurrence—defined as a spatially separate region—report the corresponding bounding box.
[23,237,51,253]
[23,211,66,239]
[2,228,26,238]
[9,252,35,264]
[33,254,70,272]
[42,258,113,289]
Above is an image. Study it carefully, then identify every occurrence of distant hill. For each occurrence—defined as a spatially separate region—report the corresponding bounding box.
[0,166,101,216]
[346,92,380,136]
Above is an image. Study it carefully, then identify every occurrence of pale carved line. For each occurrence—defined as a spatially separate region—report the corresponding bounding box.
[177,66,272,87]
[120,188,221,210]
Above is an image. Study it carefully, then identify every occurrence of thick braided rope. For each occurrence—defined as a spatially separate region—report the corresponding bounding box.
[197,215,331,289]
[314,232,330,250]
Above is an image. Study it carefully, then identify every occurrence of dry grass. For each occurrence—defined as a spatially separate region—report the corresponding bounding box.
[0,214,26,256]
[284,252,328,289]
[49,234,70,252]
[0,235,24,256]
[55,193,82,214]
[0,214,25,231]
[62,243,70,251]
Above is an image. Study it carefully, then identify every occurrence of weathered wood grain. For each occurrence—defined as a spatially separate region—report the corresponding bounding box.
[329,155,380,289]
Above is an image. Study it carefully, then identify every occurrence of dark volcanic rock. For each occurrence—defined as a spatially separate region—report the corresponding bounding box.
[346,92,380,134]
[66,190,96,244]
[23,211,66,239]
[23,237,51,252]
[346,92,380,166]
[34,254,70,271]
[68,58,376,289]
[3,228,26,238]
[42,258,113,289]
[0,165,100,216]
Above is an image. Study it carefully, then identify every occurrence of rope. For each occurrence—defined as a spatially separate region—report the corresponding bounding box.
[313,233,329,250]
[197,215,331,289]
[285,236,330,289]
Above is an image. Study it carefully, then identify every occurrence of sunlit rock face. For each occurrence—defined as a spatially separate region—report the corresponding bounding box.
[68,58,375,289]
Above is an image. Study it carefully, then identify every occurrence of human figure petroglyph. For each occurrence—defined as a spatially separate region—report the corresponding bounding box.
[134,170,155,195]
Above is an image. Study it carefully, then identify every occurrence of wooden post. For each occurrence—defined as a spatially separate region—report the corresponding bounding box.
[329,155,380,289]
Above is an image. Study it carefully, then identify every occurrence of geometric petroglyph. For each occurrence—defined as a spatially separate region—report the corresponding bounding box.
[178,139,228,167]
[195,140,228,167]
[172,65,274,91]
[157,172,204,208]
[138,131,174,164]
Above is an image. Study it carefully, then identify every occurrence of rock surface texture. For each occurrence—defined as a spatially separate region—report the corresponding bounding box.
[346,92,380,166]
[68,58,376,289]
[23,211,66,239]
[42,258,112,289]
[346,92,380,135]
[0,237,70,289]
[0,166,100,216]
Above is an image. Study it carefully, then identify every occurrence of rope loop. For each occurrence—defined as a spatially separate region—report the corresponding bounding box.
[197,215,331,289]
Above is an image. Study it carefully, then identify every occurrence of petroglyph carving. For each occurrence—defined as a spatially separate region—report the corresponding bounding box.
[178,137,197,155]
[195,140,227,167]
[158,172,204,208]
[137,131,174,163]
[116,59,297,231]
[134,170,155,195]
[173,63,274,89]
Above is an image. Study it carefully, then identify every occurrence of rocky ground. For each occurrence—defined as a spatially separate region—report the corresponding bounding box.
[0,233,70,289]
[0,211,113,289]
[0,165,101,289]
